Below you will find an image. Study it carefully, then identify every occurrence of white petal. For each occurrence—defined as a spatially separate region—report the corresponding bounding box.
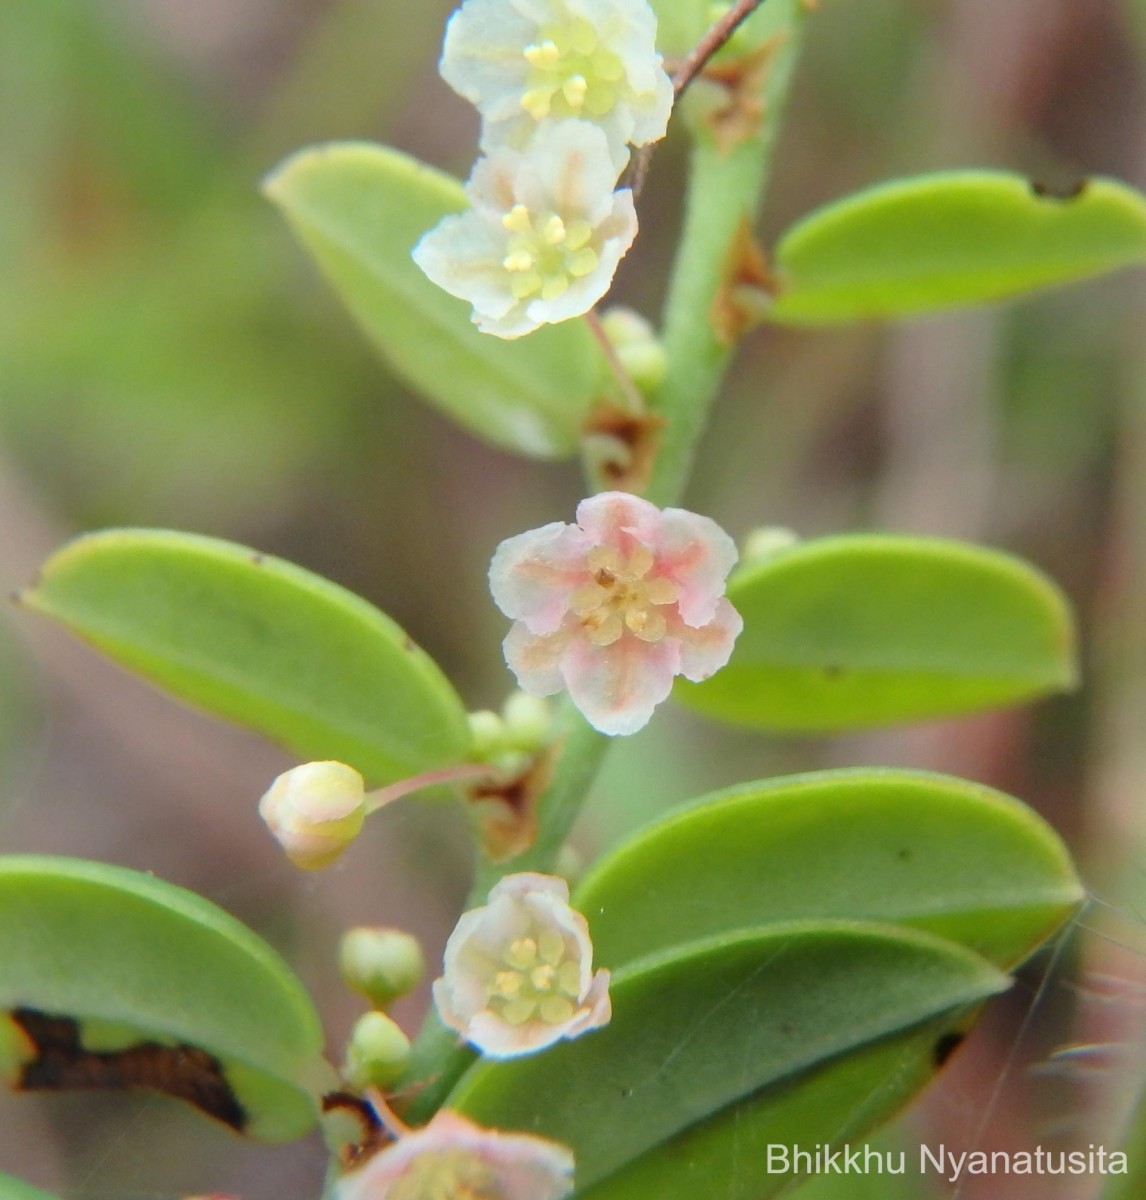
[489,872,571,906]
[561,633,680,735]
[503,622,573,695]
[489,521,591,632]
[440,0,533,105]
[672,598,743,682]
[653,507,739,626]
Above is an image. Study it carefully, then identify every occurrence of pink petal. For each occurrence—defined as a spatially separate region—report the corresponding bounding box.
[653,508,740,626]
[562,633,681,736]
[489,522,592,634]
[503,622,572,695]
[574,491,662,550]
[671,598,743,682]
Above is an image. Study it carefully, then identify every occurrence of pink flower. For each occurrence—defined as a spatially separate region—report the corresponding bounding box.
[336,1109,574,1200]
[433,873,611,1058]
[489,491,743,735]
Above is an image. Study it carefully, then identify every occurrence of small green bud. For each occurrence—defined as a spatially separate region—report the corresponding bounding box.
[339,926,425,1008]
[342,1012,411,1091]
[467,709,508,761]
[600,307,667,392]
[741,526,800,564]
[501,691,553,751]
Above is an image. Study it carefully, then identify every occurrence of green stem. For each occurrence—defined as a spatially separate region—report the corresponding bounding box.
[397,0,811,1124]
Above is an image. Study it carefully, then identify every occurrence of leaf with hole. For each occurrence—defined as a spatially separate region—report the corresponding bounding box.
[766,171,1146,324]
[0,856,332,1141]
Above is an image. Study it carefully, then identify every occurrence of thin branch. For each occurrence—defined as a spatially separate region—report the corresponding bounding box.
[584,309,646,414]
[672,0,769,99]
[629,0,770,201]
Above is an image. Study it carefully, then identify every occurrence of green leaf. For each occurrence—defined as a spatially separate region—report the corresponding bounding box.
[19,528,470,786]
[676,534,1076,731]
[0,856,333,1141]
[0,1180,58,1200]
[264,141,602,458]
[448,922,1009,1193]
[767,171,1146,324]
[576,767,1082,972]
[0,1175,60,1200]
[578,1022,956,1200]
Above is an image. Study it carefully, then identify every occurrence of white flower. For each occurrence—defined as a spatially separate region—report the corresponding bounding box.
[336,1109,574,1200]
[413,120,637,338]
[490,491,743,735]
[441,0,674,156]
[433,873,611,1057]
[258,761,366,870]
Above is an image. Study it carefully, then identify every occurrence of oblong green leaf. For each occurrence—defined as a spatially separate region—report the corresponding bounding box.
[448,922,1008,1193]
[0,856,332,1141]
[264,141,602,458]
[767,171,1146,324]
[575,768,1082,972]
[19,528,470,786]
[0,1174,60,1200]
[676,534,1077,730]
[578,1018,957,1200]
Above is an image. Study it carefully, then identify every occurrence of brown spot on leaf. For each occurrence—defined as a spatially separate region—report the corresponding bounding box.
[1030,179,1089,202]
[701,34,787,154]
[711,218,780,345]
[581,403,666,494]
[11,1008,247,1132]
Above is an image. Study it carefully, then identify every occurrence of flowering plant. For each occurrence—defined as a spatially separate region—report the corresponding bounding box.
[7,1,1146,1198]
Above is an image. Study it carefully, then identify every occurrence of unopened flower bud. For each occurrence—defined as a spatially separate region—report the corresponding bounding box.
[467,709,508,760]
[339,927,425,1008]
[600,307,667,392]
[741,526,800,564]
[342,1012,412,1091]
[501,691,553,752]
[259,761,366,870]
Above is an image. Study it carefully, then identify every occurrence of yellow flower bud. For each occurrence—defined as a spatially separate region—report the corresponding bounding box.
[259,761,366,870]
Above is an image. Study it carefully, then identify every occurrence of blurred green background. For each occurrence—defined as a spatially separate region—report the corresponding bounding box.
[2,0,1146,1196]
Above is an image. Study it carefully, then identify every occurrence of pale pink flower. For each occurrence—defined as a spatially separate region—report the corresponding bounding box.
[412,120,637,339]
[336,1109,574,1200]
[440,0,674,157]
[433,873,610,1058]
[489,491,743,735]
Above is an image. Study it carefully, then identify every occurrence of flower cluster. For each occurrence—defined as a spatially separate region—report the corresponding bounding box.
[490,491,743,734]
[414,0,673,337]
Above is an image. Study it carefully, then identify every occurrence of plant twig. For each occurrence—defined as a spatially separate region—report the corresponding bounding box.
[584,309,646,414]
[630,0,770,201]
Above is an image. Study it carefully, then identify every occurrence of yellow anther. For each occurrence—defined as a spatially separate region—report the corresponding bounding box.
[507,937,538,970]
[541,275,570,301]
[523,39,560,67]
[493,970,523,998]
[503,250,534,273]
[645,576,678,605]
[521,88,552,120]
[502,204,534,234]
[530,964,556,990]
[628,543,655,577]
[627,607,667,642]
[541,214,567,245]
[562,74,589,109]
